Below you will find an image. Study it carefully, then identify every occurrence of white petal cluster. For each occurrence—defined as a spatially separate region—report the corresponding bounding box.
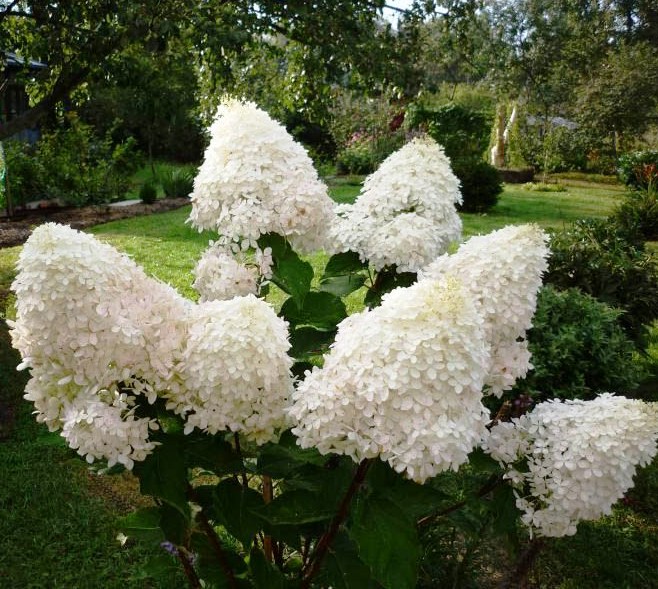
[420,224,549,396]
[10,223,190,467]
[289,278,490,483]
[330,137,462,272]
[193,242,273,302]
[188,98,334,252]
[484,394,658,537]
[169,295,294,445]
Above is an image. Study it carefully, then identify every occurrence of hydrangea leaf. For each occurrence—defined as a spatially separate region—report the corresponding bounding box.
[348,495,420,589]
[280,291,347,331]
[133,439,189,519]
[249,547,286,589]
[315,532,380,589]
[212,479,265,548]
[258,232,313,304]
[322,251,368,278]
[319,274,366,297]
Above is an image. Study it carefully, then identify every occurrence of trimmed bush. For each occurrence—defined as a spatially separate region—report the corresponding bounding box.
[453,160,503,213]
[517,285,641,401]
[611,189,658,242]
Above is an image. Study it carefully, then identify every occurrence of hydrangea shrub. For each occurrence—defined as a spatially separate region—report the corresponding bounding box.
[10,99,658,589]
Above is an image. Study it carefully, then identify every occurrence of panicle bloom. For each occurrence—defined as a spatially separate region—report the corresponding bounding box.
[420,224,549,396]
[169,294,294,445]
[289,278,490,483]
[484,394,658,537]
[330,137,462,272]
[188,98,334,252]
[10,223,190,466]
[193,241,273,302]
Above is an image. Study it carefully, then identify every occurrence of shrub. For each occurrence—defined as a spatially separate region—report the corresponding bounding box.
[335,131,406,175]
[521,182,567,193]
[453,160,503,213]
[2,115,141,208]
[139,181,157,204]
[611,188,658,242]
[406,102,491,162]
[545,218,658,346]
[157,166,195,198]
[516,285,641,401]
[618,151,658,189]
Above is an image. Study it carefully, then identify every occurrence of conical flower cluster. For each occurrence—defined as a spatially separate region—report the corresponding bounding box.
[10,223,190,467]
[188,99,335,252]
[289,278,490,483]
[420,224,549,395]
[484,394,658,537]
[331,137,462,272]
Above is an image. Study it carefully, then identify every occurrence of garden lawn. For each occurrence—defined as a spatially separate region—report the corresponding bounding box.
[0,176,654,588]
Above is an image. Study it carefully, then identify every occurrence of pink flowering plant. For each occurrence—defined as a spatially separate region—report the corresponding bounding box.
[10,99,658,588]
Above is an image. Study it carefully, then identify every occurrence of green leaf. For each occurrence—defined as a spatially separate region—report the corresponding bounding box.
[139,553,180,582]
[319,274,366,297]
[133,439,189,518]
[364,269,417,308]
[316,532,378,589]
[250,547,286,589]
[159,503,190,545]
[289,326,336,360]
[257,432,327,478]
[280,291,347,331]
[488,482,522,538]
[258,233,313,304]
[322,251,368,278]
[118,507,164,543]
[468,447,502,474]
[255,490,335,525]
[365,461,448,521]
[212,479,265,547]
[184,434,244,474]
[191,532,249,588]
[349,496,420,589]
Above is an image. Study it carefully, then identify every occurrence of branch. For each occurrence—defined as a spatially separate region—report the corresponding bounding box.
[187,485,239,589]
[300,458,372,589]
[0,65,89,141]
[496,538,545,589]
[417,474,505,527]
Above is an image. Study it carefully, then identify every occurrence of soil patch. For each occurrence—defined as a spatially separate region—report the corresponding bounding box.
[0,197,190,249]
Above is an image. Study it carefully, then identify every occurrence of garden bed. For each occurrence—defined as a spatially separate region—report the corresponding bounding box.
[0,197,190,248]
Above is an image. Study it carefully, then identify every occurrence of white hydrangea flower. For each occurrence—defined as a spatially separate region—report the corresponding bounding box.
[484,394,658,537]
[289,278,490,483]
[331,137,462,272]
[60,389,160,470]
[188,98,335,252]
[420,224,549,396]
[193,242,273,302]
[169,295,294,445]
[10,223,190,466]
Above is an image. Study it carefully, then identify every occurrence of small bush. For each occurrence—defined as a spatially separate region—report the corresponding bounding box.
[157,166,195,198]
[618,151,658,189]
[611,188,658,242]
[139,182,157,204]
[521,182,567,192]
[517,285,641,401]
[545,218,658,346]
[453,160,503,213]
